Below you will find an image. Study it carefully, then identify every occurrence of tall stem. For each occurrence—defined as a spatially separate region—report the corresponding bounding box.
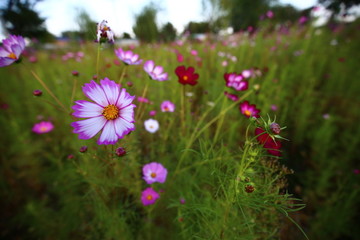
[96,44,101,78]
[30,70,68,113]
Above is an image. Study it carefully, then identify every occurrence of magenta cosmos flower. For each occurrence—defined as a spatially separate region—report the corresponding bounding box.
[239,101,260,118]
[143,162,168,184]
[144,60,168,81]
[141,187,160,206]
[224,73,248,91]
[32,121,54,134]
[114,48,142,65]
[160,100,175,112]
[0,35,25,67]
[71,78,136,145]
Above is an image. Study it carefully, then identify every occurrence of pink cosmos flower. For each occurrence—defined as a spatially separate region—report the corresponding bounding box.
[239,101,260,118]
[96,20,115,43]
[143,60,168,81]
[177,53,184,62]
[160,100,175,112]
[114,48,142,65]
[71,78,136,145]
[32,121,54,134]
[0,35,25,67]
[141,187,160,206]
[242,69,252,78]
[266,10,274,19]
[143,162,168,184]
[224,73,248,91]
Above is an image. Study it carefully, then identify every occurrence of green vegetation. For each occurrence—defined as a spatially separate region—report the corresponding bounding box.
[0,21,359,240]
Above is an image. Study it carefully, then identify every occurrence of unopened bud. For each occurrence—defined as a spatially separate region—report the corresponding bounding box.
[270,122,281,135]
[33,89,42,96]
[245,185,255,193]
[79,146,88,153]
[115,147,126,157]
[72,70,79,76]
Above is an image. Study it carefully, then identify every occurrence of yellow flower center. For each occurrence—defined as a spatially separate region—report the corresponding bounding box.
[183,76,188,81]
[244,110,251,117]
[151,172,157,178]
[40,126,48,132]
[8,52,17,59]
[164,107,169,111]
[146,195,153,200]
[102,104,119,120]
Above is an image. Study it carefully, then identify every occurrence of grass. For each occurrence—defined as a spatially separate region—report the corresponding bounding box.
[0,20,360,240]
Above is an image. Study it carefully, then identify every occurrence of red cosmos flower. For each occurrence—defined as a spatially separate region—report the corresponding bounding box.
[175,66,199,86]
[255,127,281,156]
[239,101,260,118]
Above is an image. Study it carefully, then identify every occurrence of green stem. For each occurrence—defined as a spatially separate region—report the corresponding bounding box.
[70,77,77,111]
[118,66,127,86]
[30,70,68,113]
[96,44,101,78]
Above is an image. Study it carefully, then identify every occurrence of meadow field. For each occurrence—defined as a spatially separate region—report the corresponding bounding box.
[0,20,360,240]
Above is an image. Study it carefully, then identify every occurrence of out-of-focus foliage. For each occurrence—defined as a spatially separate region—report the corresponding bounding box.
[185,21,211,34]
[76,9,97,41]
[159,22,177,42]
[133,4,159,43]
[0,0,54,41]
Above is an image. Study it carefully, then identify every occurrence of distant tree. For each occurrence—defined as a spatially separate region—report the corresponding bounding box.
[0,0,54,41]
[159,22,177,42]
[185,21,211,34]
[227,0,276,31]
[133,4,159,43]
[76,9,97,41]
[318,0,360,14]
[122,32,132,39]
[61,30,82,40]
[270,4,302,23]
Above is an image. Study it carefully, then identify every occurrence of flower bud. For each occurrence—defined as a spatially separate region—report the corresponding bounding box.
[79,146,88,153]
[115,147,126,157]
[72,70,79,76]
[245,185,255,193]
[33,89,42,96]
[270,122,281,135]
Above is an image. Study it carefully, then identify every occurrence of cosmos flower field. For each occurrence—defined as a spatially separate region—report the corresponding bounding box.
[0,20,360,240]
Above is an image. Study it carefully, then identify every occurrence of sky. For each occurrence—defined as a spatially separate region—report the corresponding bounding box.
[0,0,318,39]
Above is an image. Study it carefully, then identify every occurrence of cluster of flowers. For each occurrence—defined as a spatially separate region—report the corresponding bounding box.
[141,162,168,206]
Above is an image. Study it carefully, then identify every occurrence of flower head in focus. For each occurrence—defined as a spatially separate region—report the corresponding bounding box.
[143,162,168,184]
[71,78,136,145]
[239,101,260,118]
[175,66,199,86]
[114,48,142,65]
[32,121,54,134]
[141,187,160,206]
[160,100,175,112]
[96,20,115,43]
[0,35,25,67]
[255,127,281,156]
[144,60,168,81]
[144,119,159,133]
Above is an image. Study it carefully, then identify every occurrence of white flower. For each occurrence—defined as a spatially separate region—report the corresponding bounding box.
[144,119,159,133]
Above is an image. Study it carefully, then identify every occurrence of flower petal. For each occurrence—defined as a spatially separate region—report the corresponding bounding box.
[114,117,135,139]
[97,120,119,145]
[119,104,135,122]
[72,100,103,118]
[144,60,154,73]
[116,88,135,109]
[82,80,109,107]
[100,78,120,105]
[71,116,106,140]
